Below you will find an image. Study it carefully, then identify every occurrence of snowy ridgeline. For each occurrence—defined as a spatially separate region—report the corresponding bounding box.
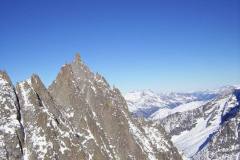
[125,87,240,160]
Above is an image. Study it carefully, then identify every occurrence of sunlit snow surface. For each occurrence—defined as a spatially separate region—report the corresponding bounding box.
[125,87,240,159]
[171,94,238,158]
[151,101,207,120]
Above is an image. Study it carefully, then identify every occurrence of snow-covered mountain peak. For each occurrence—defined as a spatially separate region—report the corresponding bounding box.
[125,90,169,117]
[125,89,162,104]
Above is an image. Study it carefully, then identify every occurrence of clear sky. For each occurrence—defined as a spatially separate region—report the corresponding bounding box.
[0,0,240,93]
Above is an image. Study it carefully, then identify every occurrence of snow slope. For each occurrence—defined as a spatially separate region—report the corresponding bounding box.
[151,101,207,120]
[126,86,240,159]
[160,89,240,159]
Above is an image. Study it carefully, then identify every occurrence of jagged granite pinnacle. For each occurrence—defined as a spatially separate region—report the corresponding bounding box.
[0,55,182,160]
[75,52,82,63]
[49,55,182,160]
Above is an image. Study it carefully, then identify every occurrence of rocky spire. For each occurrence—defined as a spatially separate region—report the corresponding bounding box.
[74,52,82,64]
[0,70,12,84]
[0,54,183,160]
[48,54,183,160]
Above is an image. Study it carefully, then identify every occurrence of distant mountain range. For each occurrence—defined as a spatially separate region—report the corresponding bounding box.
[125,85,240,159]
[125,86,238,118]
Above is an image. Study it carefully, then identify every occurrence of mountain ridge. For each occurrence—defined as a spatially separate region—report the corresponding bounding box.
[0,54,182,160]
[126,87,240,159]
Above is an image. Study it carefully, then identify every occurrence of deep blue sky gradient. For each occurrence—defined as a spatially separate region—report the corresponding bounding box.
[0,0,240,92]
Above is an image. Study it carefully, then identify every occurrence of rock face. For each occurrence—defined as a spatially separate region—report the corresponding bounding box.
[0,54,182,160]
[48,54,182,160]
[0,71,23,160]
[16,75,86,160]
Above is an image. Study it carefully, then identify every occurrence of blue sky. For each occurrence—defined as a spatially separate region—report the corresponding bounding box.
[0,0,240,93]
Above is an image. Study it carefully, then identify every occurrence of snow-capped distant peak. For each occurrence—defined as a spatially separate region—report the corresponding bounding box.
[125,90,168,117]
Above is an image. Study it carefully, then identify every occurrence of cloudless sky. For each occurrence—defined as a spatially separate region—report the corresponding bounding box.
[0,0,240,93]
